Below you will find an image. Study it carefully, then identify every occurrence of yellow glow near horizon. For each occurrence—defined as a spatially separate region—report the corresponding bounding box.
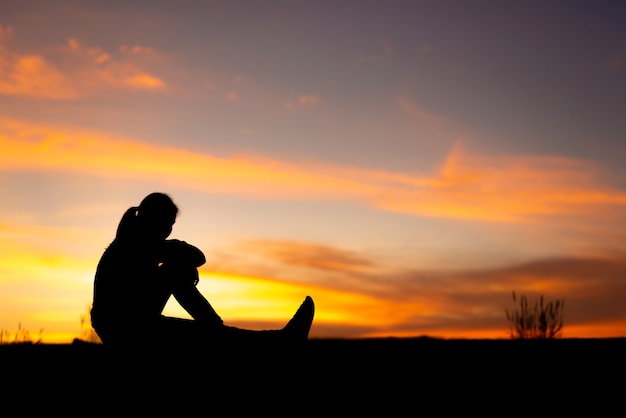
[2,202,626,343]
[4,263,626,343]
[166,271,398,327]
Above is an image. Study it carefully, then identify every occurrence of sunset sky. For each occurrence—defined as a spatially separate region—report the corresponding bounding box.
[1,0,626,343]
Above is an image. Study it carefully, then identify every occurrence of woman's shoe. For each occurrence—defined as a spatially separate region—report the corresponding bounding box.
[282,296,315,341]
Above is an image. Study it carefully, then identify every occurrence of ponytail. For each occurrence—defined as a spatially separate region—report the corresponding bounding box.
[115,206,140,241]
[113,193,178,243]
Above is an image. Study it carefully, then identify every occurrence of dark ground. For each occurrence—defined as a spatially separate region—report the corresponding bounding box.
[3,337,624,413]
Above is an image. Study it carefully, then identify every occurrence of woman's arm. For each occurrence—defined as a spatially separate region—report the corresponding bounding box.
[160,239,206,267]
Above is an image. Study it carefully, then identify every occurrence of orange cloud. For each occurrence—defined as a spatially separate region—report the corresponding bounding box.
[375,142,626,222]
[3,118,626,226]
[65,38,165,91]
[0,28,165,99]
[284,94,321,109]
[0,26,78,99]
[98,64,165,90]
[0,54,80,99]
[0,118,374,199]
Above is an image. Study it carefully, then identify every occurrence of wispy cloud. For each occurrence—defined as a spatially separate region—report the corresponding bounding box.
[237,240,376,273]
[284,94,322,110]
[3,117,626,227]
[0,26,165,99]
[63,38,165,91]
[377,142,626,222]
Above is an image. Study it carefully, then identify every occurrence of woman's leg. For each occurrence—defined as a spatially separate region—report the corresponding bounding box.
[157,295,314,346]
[213,295,315,342]
[158,262,315,344]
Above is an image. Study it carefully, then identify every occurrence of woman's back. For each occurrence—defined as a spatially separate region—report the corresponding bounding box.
[91,240,166,340]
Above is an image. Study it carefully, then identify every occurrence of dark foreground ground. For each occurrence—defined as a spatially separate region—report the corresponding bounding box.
[3,337,625,413]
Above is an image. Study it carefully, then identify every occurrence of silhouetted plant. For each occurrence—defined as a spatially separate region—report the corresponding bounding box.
[505,291,564,339]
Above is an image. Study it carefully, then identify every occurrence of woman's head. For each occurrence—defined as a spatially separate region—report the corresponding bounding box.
[116,192,179,242]
[137,192,179,241]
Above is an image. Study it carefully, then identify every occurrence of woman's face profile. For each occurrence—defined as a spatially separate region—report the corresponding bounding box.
[140,211,175,242]
[154,218,174,241]
[136,193,178,242]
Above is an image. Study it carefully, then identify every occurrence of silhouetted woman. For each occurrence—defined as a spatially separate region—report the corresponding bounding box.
[91,192,314,349]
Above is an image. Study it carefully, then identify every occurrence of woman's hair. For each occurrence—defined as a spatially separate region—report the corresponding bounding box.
[114,192,179,241]
[137,192,179,221]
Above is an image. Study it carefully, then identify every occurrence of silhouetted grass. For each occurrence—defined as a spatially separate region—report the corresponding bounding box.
[506,291,565,339]
[79,305,102,344]
[0,323,42,345]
